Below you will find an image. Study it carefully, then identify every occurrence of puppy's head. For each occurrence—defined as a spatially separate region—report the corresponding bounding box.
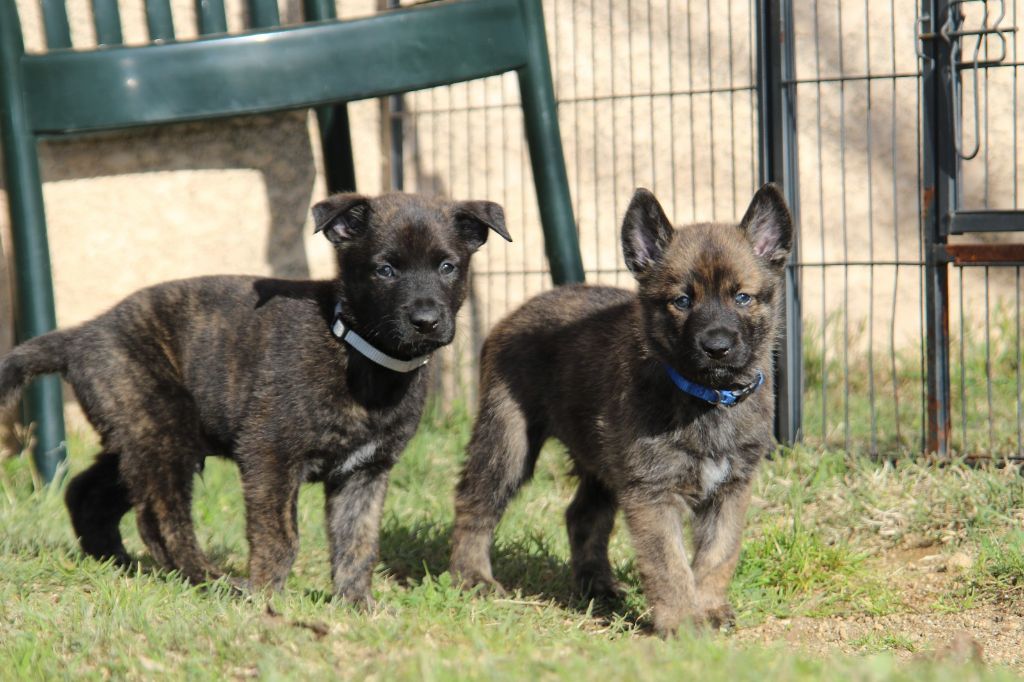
[621,184,792,387]
[313,193,511,358]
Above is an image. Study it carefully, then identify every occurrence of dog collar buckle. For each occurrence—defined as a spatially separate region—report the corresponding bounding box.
[725,372,764,405]
[331,303,429,374]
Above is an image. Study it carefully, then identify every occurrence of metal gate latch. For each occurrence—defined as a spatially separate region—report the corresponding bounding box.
[917,0,1017,159]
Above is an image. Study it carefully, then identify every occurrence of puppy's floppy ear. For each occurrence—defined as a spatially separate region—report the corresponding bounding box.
[313,194,371,244]
[621,188,674,276]
[740,183,793,267]
[453,200,511,252]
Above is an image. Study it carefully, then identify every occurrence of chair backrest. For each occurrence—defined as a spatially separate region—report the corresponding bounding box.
[38,0,324,49]
[5,0,533,136]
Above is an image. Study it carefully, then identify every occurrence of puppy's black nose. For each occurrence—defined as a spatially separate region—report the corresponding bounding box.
[700,332,734,359]
[409,306,441,333]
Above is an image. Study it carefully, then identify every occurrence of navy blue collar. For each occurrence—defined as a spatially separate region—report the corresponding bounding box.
[663,364,764,406]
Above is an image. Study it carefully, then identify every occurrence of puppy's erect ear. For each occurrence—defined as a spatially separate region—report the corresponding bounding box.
[453,200,511,253]
[313,194,371,244]
[621,188,674,276]
[740,183,793,268]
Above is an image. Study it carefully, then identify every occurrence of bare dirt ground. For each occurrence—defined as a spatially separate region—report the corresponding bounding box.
[734,545,1024,671]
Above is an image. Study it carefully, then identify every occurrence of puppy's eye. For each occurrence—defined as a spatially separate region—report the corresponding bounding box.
[672,295,692,310]
[376,264,396,278]
[735,292,753,307]
[439,262,456,275]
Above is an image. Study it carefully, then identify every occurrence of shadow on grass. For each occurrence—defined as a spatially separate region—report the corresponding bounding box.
[54,538,253,593]
[378,519,646,628]
[54,514,645,627]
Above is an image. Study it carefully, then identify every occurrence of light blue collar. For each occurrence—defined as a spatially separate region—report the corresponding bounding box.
[663,364,764,406]
[332,303,429,373]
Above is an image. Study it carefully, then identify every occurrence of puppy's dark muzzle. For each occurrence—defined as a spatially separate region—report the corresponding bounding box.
[402,302,454,352]
[409,306,441,333]
[699,330,737,360]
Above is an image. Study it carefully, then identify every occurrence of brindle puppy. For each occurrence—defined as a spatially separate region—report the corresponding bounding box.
[0,192,510,605]
[450,184,791,636]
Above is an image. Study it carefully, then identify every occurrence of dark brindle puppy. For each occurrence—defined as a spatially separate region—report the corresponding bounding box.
[450,184,791,636]
[0,192,509,605]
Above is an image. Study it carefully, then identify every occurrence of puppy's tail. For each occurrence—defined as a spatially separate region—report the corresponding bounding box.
[0,330,71,407]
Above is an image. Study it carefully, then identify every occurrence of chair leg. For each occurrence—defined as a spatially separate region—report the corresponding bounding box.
[3,144,66,483]
[516,0,584,286]
[22,378,65,482]
[316,104,358,194]
[1,16,67,482]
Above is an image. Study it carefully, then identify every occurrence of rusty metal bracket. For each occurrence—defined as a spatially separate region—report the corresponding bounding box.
[940,243,1024,265]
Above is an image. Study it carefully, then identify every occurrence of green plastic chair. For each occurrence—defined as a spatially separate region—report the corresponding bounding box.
[0,0,584,482]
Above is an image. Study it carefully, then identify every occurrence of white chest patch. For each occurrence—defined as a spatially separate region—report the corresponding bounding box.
[339,441,379,475]
[700,456,731,494]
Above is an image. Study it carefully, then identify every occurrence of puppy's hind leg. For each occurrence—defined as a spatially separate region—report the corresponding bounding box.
[135,501,173,570]
[121,438,224,585]
[450,382,542,593]
[64,450,132,566]
[566,473,621,601]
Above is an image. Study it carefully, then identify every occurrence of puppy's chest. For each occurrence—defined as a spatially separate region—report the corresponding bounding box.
[305,438,384,482]
[304,399,421,482]
[670,448,736,504]
[630,420,759,503]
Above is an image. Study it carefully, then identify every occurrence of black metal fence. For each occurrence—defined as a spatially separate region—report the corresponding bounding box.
[387,0,1024,460]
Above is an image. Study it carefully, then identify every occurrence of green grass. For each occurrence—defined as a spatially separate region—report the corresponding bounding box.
[850,632,919,655]
[964,531,1024,605]
[732,518,900,620]
[1,410,1022,679]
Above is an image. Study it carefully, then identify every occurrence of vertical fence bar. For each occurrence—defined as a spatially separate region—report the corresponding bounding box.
[889,0,903,451]
[1017,267,1022,458]
[921,0,953,457]
[864,0,878,457]
[984,266,993,454]
[837,0,850,454]
[758,0,802,445]
[813,1,828,445]
[959,267,967,452]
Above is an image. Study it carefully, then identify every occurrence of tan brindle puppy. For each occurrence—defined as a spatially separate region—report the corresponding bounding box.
[450,184,792,636]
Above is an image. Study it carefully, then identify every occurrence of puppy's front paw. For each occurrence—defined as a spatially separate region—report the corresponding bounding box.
[698,603,736,631]
[225,576,252,594]
[338,590,377,613]
[650,606,711,638]
[575,571,626,602]
[449,565,507,596]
